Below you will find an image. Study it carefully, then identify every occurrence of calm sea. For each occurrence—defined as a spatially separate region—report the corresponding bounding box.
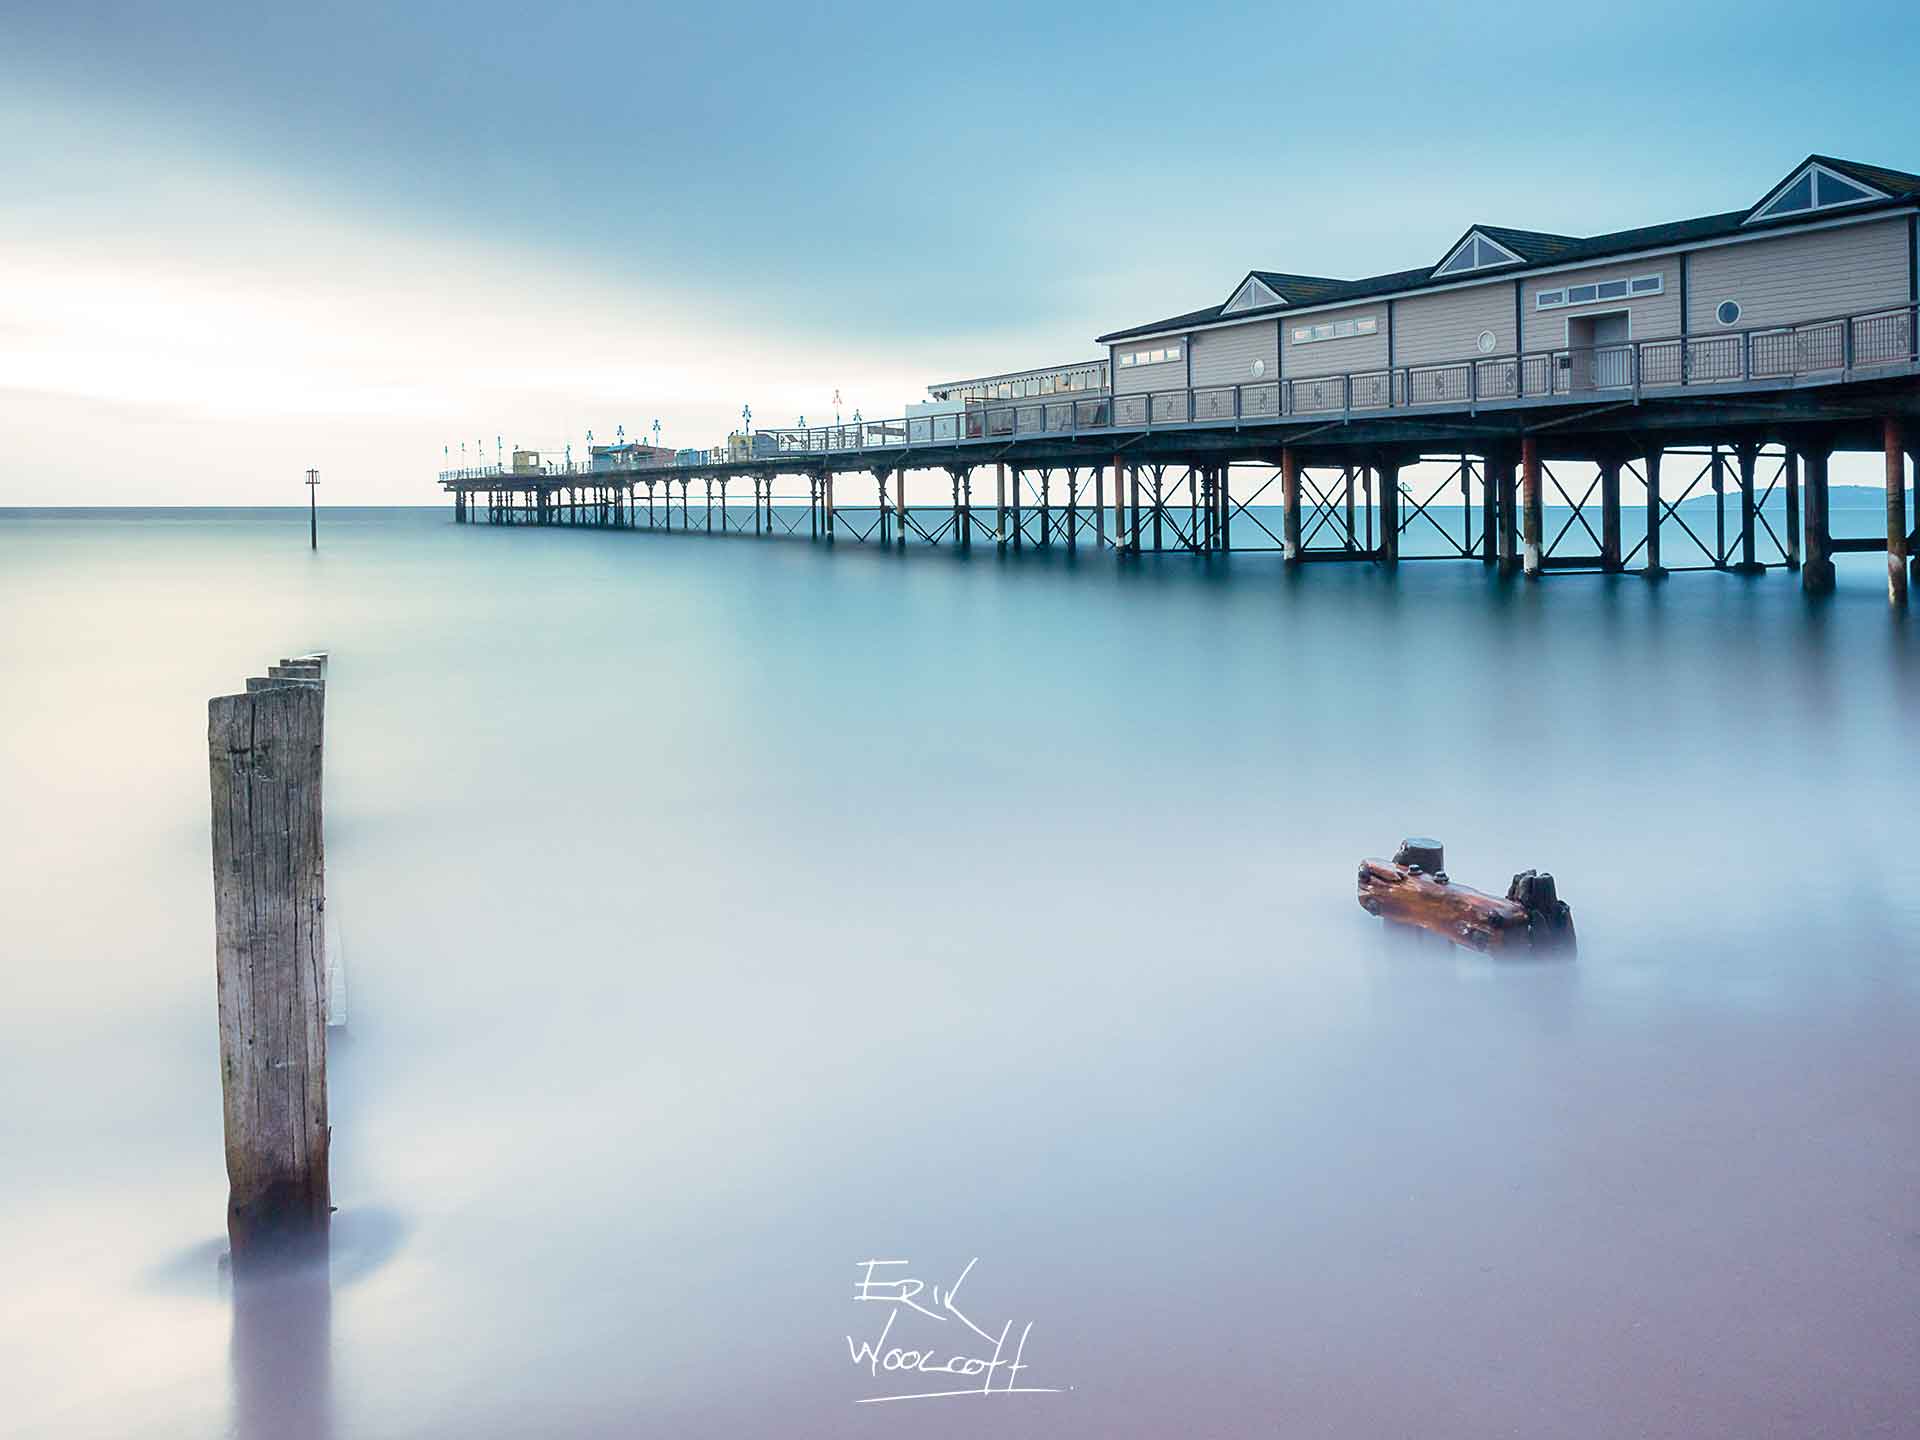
[2,505,1916,1439]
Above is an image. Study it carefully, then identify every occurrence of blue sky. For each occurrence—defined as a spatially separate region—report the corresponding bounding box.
[5,1,1920,501]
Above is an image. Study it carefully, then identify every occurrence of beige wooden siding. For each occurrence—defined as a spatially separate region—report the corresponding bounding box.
[1282,302,1389,380]
[1191,320,1279,388]
[1686,217,1910,332]
[1521,257,1682,351]
[1393,282,1519,367]
[1112,342,1187,396]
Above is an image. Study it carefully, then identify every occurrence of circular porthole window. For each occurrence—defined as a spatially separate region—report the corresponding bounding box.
[1716,300,1742,327]
[1476,330,1497,355]
[1251,358,1267,378]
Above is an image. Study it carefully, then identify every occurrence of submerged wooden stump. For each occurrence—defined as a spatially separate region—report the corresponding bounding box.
[1358,837,1576,955]
[209,662,329,1264]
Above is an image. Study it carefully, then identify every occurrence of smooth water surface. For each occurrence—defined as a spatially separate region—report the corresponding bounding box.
[2,507,1916,1438]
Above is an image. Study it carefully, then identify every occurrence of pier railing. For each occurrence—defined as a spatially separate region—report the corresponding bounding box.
[756,302,1917,459]
[439,302,1918,483]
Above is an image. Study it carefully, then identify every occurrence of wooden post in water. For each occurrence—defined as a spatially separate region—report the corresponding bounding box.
[1520,436,1542,577]
[1885,417,1909,606]
[208,665,329,1265]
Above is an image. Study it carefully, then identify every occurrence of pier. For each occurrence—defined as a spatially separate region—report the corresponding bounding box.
[440,305,1920,598]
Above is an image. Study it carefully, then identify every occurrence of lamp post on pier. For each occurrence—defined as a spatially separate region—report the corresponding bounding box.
[305,468,320,550]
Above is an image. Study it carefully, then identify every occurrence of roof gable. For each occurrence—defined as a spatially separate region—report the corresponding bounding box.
[1223,274,1285,314]
[1433,228,1524,278]
[1746,158,1888,225]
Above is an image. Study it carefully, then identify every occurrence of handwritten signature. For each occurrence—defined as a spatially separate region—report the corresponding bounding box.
[845,1258,1067,1404]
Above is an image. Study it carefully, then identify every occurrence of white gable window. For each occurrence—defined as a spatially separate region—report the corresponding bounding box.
[1224,276,1285,314]
[1434,230,1524,278]
[1747,162,1885,224]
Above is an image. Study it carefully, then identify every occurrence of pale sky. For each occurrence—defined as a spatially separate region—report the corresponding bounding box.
[4,2,1919,504]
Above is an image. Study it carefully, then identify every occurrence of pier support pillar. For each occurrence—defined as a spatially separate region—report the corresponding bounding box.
[962,470,974,547]
[1377,459,1402,564]
[1644,446,1665,576]
[1733,441,1760,572]
[824,470,836,543]
[995,464,1007,549]
[1479,459,1496,563]
[1886,417,1909,605]
[808,474,819,539]
[1801,437,1835,594]
[1520,436,1542,578]
[1121,464,1136,556]
[896,465,908,546]
[1094,465,1106,549]
[1281,450,1302,562]
[1711,446,1728,567]
[1011,467,1023,551]
[1219,464,1231,552]
[1783,451,1800,568]
[1600,455,1623,571]
[1491,448,1518,573]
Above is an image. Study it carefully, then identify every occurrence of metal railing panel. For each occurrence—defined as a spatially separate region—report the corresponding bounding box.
[729,301,1918,461]
[1288,376,1346,414]
[1349,371,1392,409]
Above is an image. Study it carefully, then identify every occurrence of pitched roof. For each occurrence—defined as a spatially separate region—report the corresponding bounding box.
[1096,154,1920,344]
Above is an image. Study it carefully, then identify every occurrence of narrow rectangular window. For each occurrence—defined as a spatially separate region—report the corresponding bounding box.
[1537,290,1565,309]
[1631,275,1663,295]
[1356,316,1379,335]
[1596,279,1629,300]
[1568,283,1599,304]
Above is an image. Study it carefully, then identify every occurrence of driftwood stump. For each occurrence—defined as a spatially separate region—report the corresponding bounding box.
[1357,840,1576,956]
[209,661,329,1264]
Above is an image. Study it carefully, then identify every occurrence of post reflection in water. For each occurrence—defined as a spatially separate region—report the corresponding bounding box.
[229,1256,334,1440]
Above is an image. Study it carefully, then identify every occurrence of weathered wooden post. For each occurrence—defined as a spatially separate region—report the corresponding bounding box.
[1886,417,1909,606]
[209,661,329,1265]
[1281,449,1302,562]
